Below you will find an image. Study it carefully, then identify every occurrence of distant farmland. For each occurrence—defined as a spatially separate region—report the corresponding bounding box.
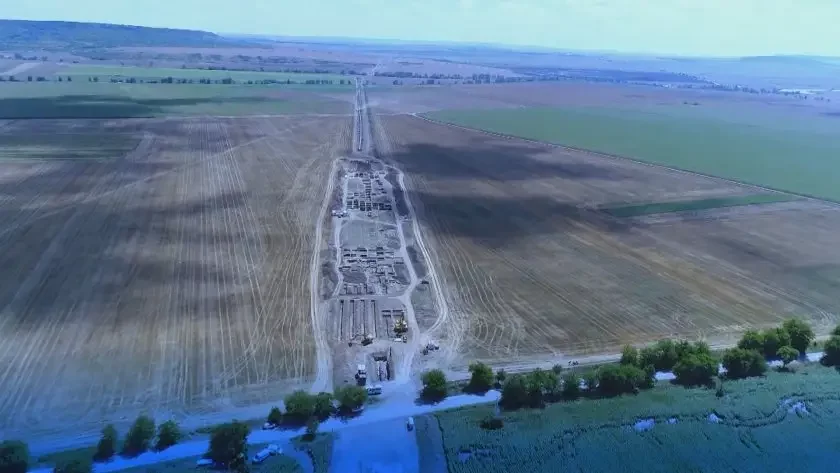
[0,82,353,118]
[427,107,840,202]
[59,64,351,83]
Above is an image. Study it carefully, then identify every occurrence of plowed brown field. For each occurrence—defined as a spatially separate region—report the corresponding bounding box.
[0,115,350,436]
[373,113,840,367]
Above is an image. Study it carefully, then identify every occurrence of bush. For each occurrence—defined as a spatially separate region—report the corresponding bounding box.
[761,327,791,358]
[122,415,155,456]
[637,339,708,372]
[620,345,639,366]
[155,420,181,451]
[596,364,650,396]
[285,390,316,424]
[420,369,448,403]
[737,330,765,352]
[466,362,494,393]
[551,364,564,375]
[207,421,249,469]
[53,458,92,473]
[500,374,529,410]
[335,385,367,414]
[529,368,560,401]
[313,392,335,420]
[562,373,582,400]
[673,353,718,386]
[479,415,504,430]
[722,348,767,379]
[0,440,28,473]
[777,346,800,367]
[821,336,840,366]
[267,406,283,425]
[782,319,815,354]
[93,425,118,462]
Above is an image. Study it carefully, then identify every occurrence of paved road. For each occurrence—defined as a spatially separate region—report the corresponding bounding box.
[29,391,500,473]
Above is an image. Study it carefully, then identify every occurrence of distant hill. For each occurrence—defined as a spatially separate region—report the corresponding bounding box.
[0,19,249,49]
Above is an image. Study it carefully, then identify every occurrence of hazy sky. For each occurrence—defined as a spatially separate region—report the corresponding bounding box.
[3,0,838,57]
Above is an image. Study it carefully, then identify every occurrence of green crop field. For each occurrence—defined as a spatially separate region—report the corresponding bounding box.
[428,364,840,473]
[427,107,840,202]
[0,82,351,118]
[600,193,798,218]
[59,64,351,84]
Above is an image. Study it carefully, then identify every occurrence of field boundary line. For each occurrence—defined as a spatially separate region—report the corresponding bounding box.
[411,113,840,209]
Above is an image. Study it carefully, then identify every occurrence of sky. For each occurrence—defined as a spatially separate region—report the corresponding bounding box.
[3,0,839,57]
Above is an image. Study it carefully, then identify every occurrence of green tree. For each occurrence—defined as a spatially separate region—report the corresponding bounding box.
[93,425,118,462]
[673,353,718,386]
[551,364,564,375]
[304,417,319,441]
[466,362,494,393]
[777,346,799,367]
[620,345,639,366]
[420,369,448,403]
[312,392,335,420]
[737,330,765,352]
[54,458,92,473]
[207,421,250,469]
[267,406,283,425]
[495,369,506,387]
[596,364,649,396]
[500,374,529,410]
[0,440,28,473]
[782,319,815,354]
[155,420,181,451]
[583,371,599,394]
[762,327,791,358]
[832,325,840,337]
[821,336,840,366]
[562,373,581,400]
[334,385,367,414]
[722,348,767,379]
[122,415,155,456]
[284,390,315,423]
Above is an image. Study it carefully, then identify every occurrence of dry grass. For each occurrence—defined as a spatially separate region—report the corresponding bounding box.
[373,114,840,368]
[0,115,351,437]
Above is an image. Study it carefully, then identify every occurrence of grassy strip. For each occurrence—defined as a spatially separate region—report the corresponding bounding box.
[427,107,840,202]
[432,363,840,473]
[292,434,334,473]
[36,446,97,467]
[600,193,797,217]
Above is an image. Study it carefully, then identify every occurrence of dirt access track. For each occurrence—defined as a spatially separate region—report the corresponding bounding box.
[0,115,350,439]
[371,112,840,370]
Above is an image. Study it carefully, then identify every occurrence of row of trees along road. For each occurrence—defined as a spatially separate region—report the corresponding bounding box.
[416,319,822,419]
[0,417,182,473]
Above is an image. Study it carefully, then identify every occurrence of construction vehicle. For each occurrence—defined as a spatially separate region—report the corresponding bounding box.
[394,317,407,334]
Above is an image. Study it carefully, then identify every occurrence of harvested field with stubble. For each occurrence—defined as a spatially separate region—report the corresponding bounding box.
[0,114,351,437]
[373,113,840,367]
